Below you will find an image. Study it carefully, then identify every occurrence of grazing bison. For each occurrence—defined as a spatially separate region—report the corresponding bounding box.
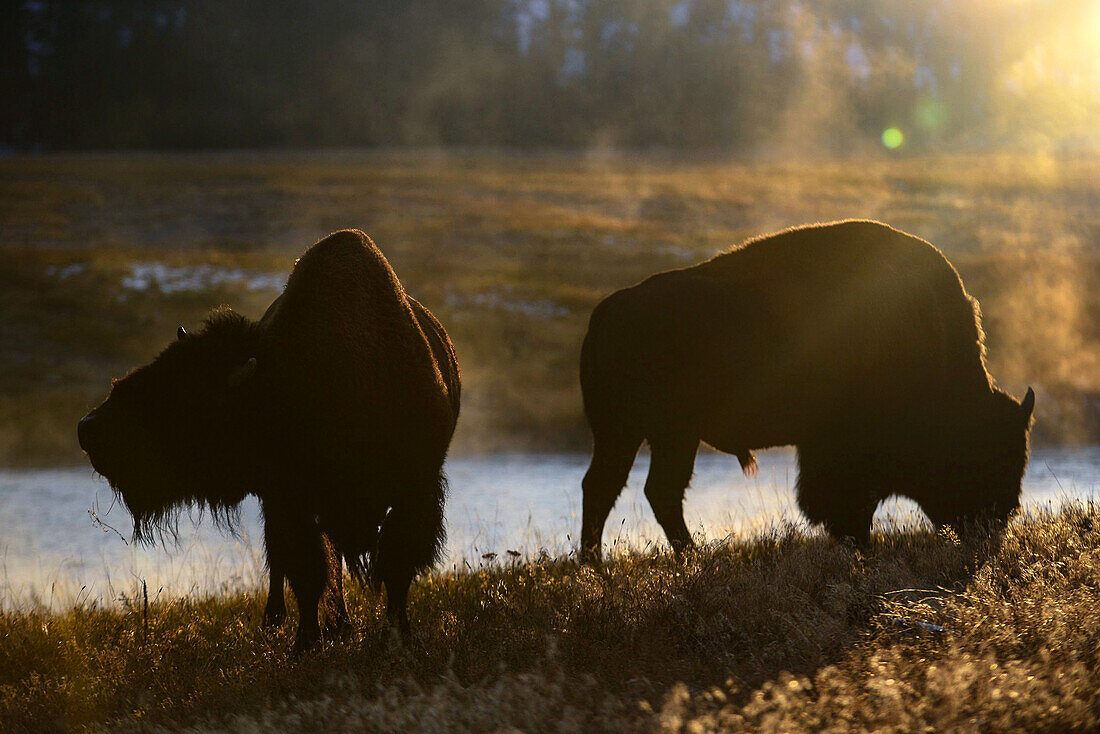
[78,230,460,647]
[580,220,1034,561]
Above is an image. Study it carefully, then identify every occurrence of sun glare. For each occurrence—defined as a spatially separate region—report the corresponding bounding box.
[1091,8,1100,65]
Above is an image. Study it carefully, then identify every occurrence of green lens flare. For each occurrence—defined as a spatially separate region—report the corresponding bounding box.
[882,127,904,149]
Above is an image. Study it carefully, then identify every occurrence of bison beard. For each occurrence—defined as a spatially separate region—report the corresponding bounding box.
[579,220,1035,562]
[78,230,460,649]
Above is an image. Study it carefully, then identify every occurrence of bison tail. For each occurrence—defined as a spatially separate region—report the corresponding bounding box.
[738,450,759,477]
[368,471,447,591]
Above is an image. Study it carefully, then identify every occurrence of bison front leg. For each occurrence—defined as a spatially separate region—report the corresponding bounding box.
[263,504,328,651]
[581,430,643,563]
[820,502,876,546]
[796,444,876,546]
[261,506,288,627]
[643,436,699,556]
[266,529,347,635]
[261,510,288,627]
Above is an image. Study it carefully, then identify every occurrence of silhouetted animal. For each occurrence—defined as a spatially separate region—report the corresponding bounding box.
[579,220,1034,561]
[78,230,460,647]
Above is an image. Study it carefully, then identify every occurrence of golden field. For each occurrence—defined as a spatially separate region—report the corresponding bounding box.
[0,151,1097,464]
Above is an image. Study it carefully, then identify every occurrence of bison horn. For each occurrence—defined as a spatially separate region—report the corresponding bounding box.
[1021,386,1035,423]
[177,326,188,340]
[227,357,258,387]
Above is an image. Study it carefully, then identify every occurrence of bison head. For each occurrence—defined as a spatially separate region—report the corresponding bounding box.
[78,309,261,542]
[932,386,1035,533]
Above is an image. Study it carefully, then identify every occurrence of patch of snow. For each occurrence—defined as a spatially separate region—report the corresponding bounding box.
[727,0,756,40]
[914,64,938,92]
[515,0,551,55]
[600,20,621,46]
[846,42,871,80]
[447,290,569,319]
[45,263,87,279]
[121,263,286,294]
[767,29,788,63]
[671,1,691,27]
[560,47,586,78]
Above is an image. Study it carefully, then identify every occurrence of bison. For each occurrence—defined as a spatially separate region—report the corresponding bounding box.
[580,220,1034,562]
[78,229,460,648]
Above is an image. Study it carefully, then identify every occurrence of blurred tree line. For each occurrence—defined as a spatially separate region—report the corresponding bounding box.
[2,0,1095,151]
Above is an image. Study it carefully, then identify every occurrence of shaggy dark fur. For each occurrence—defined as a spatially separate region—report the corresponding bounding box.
[579,220,1034,562]
[78,230,460,647]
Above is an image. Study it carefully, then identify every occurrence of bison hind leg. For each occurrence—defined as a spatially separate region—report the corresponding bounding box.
[371,472,447,640]
[796,443,876,546]
[644,434,699,556]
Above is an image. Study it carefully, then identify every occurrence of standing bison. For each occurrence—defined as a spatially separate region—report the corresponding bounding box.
[78,230,460,647]
[580,220,1033,561]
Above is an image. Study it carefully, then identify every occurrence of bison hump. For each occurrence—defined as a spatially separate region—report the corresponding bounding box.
[260,230,444,420]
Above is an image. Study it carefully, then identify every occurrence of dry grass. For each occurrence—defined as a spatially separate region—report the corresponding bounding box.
[1,504,1098,732]
[1,150,1097,464]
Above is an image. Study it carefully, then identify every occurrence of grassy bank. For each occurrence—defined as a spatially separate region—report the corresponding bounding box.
[1,151,1098,464]
[2,503,1098,732]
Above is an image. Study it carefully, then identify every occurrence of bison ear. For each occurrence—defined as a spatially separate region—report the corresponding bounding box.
[177,326,188,340]
[227,357,258,388]
[1021,386,1035,424]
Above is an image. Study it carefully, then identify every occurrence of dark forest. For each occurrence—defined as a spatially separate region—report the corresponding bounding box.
[4,0,1095,151]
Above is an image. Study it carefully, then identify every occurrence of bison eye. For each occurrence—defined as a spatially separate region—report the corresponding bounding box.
[177,326,188,340]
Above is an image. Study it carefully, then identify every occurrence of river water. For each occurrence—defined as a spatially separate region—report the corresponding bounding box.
[1,448,1098,609]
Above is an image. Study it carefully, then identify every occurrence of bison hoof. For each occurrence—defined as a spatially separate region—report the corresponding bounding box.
[579,548,603,566]
[292,627,321,654]
[833,533,871,551]
[670,541,697,559]
[262,607,286,628]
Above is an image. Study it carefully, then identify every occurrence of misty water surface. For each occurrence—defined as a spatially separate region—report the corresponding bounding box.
[1,448,1098,609]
